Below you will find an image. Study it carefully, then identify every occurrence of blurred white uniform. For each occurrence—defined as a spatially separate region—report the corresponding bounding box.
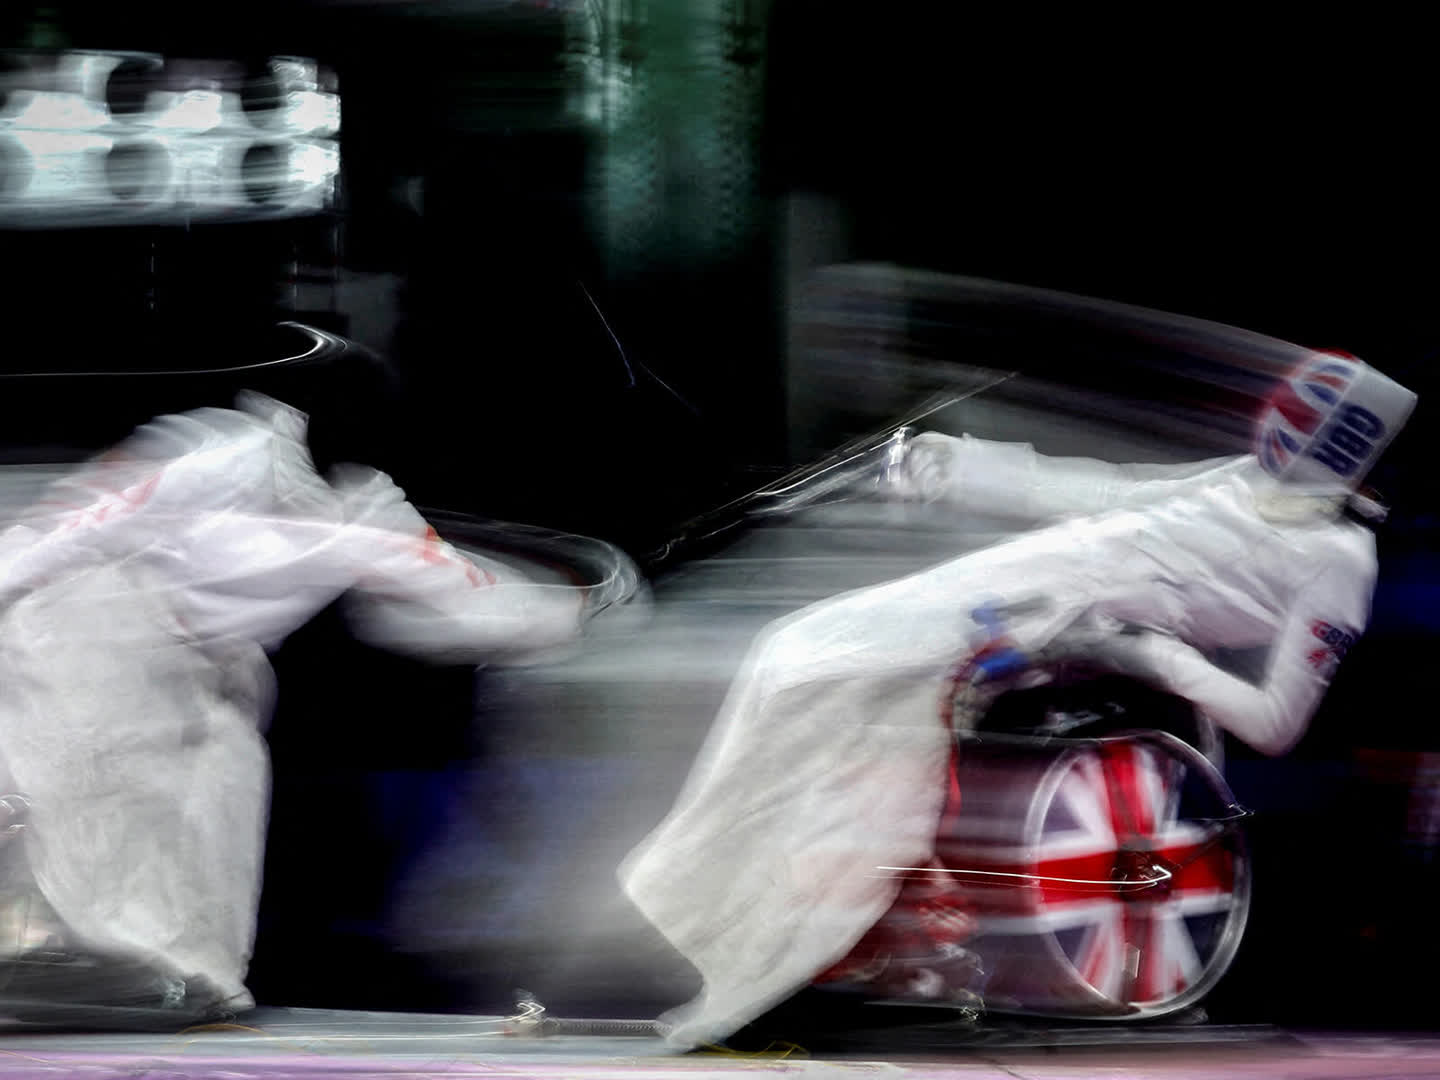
[0,394,586,1011]
[622,354,1417,1047]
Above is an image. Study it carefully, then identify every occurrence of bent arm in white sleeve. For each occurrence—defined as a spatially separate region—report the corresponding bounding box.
[1111,556,1375,756]
[903,431,1246,523]
[332,468,585,662]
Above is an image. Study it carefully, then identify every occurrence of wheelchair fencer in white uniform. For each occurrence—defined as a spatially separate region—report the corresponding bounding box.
[0,393,635,1021]
[621,353,1417,1048]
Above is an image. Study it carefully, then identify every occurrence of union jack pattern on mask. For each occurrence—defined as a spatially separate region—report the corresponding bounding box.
[1259,360,1355,476]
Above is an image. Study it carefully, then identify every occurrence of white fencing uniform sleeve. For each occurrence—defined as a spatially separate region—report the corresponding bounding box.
[0,459,171,603]
[0,400,294,605]
[1103,555,1374,756]
[900,432,1245,523]
[331,468,586,662]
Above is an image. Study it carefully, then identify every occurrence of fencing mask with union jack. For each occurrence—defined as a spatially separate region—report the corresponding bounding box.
[1256,352,1417,493]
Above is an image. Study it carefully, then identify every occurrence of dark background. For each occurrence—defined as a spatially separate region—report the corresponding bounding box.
[4,2,1437,1030]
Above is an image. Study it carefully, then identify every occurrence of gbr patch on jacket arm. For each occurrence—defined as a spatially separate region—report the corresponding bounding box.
[1305,619,1358,679]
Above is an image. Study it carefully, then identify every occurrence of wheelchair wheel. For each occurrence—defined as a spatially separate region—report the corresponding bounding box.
[937,730,1250,1019]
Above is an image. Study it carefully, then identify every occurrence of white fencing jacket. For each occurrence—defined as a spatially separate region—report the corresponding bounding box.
[621,432,1378,1047]
[0,394,586,1010]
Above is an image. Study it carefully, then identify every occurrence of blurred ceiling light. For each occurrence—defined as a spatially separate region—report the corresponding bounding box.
[0,49,340,227]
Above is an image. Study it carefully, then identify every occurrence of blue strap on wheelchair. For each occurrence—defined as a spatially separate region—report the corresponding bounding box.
[970,603,1030,681]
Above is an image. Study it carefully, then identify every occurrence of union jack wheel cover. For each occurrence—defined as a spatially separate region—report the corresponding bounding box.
[951,730,1251,1019]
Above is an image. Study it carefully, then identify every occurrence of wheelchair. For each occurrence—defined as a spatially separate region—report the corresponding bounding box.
[816,653,1252,1023]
